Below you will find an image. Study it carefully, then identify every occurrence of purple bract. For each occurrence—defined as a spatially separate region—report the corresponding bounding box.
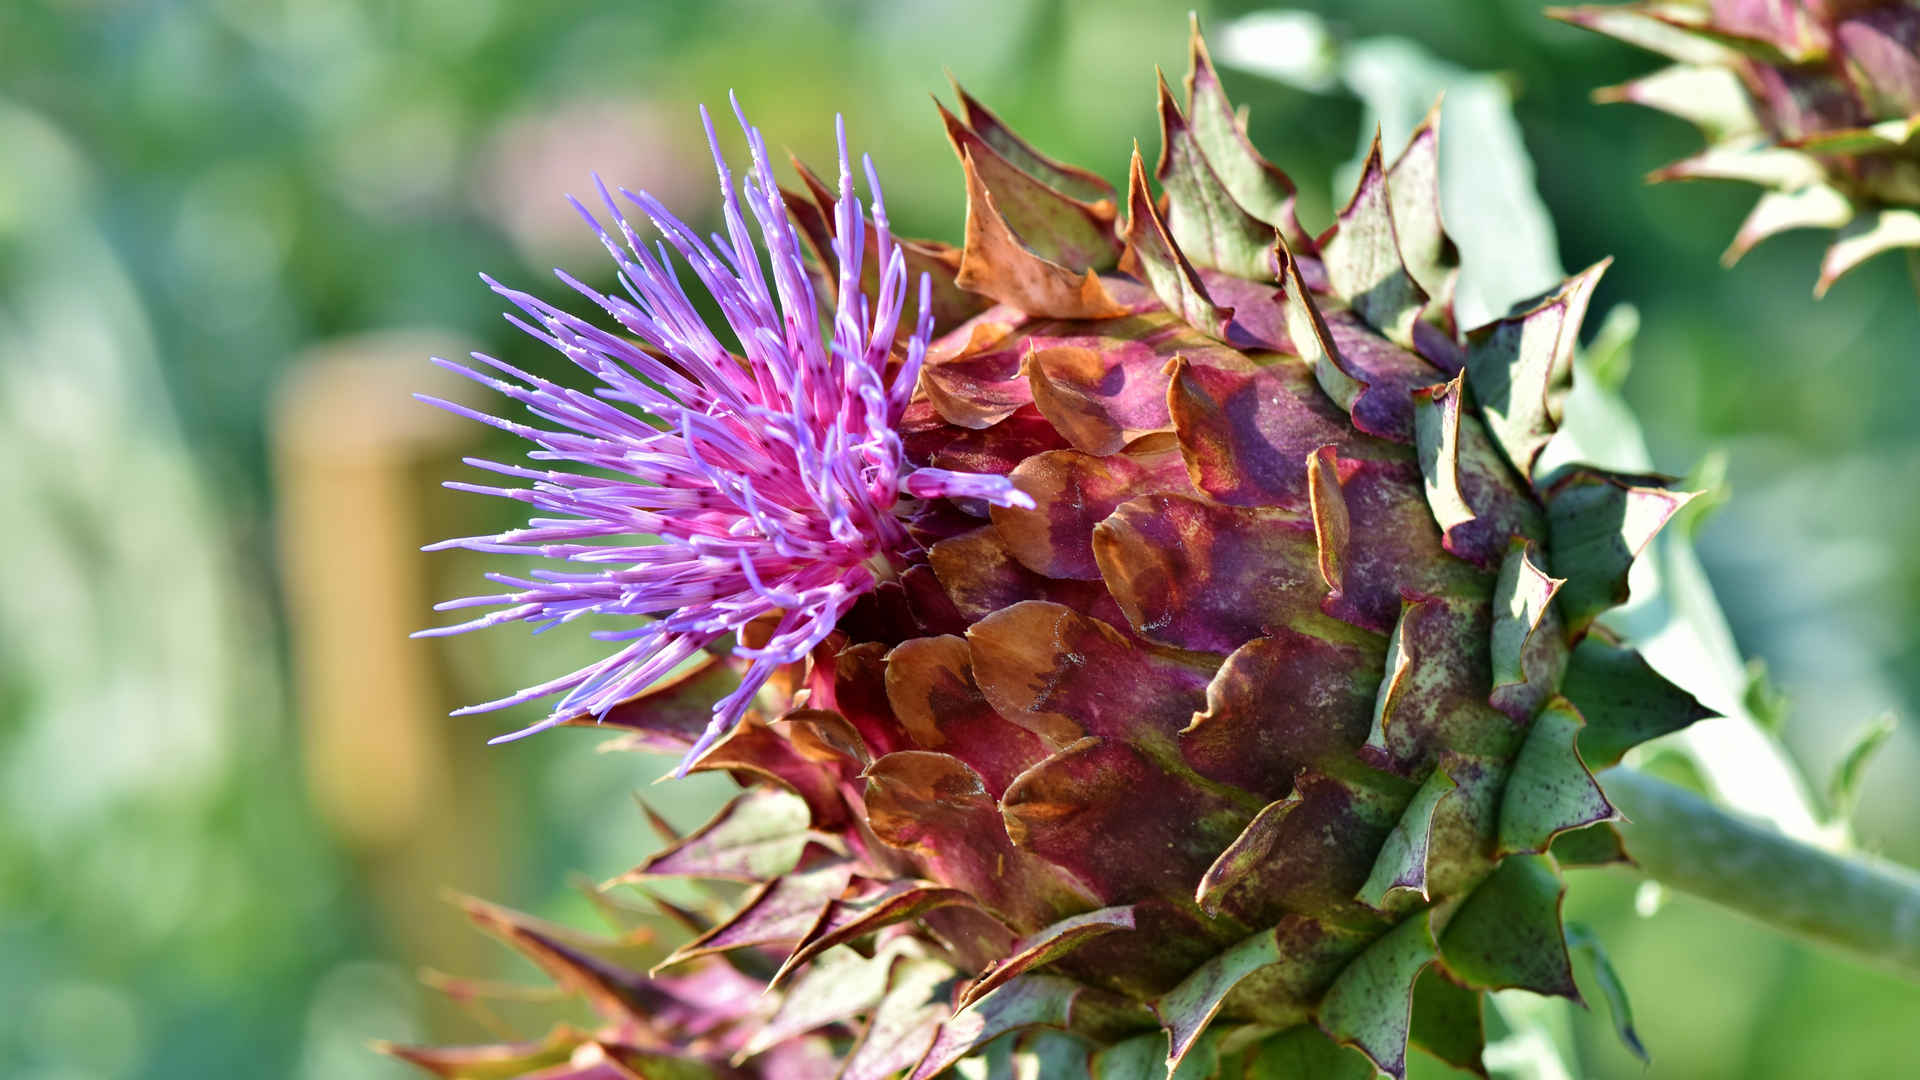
[417,98,1033,772]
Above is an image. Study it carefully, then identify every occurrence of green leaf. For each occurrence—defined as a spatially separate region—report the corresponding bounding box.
[1548,821,1630,868]
[846,954,963,1080]
[1196,797,1299,916]
[909,974,1084,1080]
[1155,925,1287,1067]
[1490,540,1564,692]
[618,788,810,883]
[1594,63,1758,141]
[951,148,1128,321]
[1320,35,1563,325]
[457,898,677,1024]
[1463,263,1605,481]
[658,853,853,968]
[1282,243,1366,413]
[1438,855,1578,1001]
[1791,114,1920,157]
[1633,7,1816,64]
[1089,1033,1160,1080]
[1498,698,1616,856]
[1561,635,1716,769]
[1317,911,1438,1079]
[1564,922,1648,1063]
[745,941,906,1059]
[1411,374,1476,539]
[1384,102,1459,325]
[1015,1031,1095,1079]
[1357,766,1456,910]
[948,81,1115,203]
[1413,376,1549,571]
[1723,185,1851,267]
[1321,136,1428,348]
[1244,1026,1377,1080]
[377,1024,586,1080]
[1828,713,1898,824]
[1186,17,1310,249]
[1156,74,1279,281]
[1090,1028,1219,1080]
[1650,142,1827,190]
[939,100,1120,273]
[1365,602,1416,761]
[772,880,975,987]
[949,1034,1016,1080]
[1543,468,1695,637]
[1547,5,1740,66]
[1408,966,1486,1076]
[1818,208,1920,297]
[1090,1022,1159,1076]
[959,905,1137,1009]
[1119,146,1234,340]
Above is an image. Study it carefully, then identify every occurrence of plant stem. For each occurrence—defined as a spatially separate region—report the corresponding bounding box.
[1600,767,1920,981]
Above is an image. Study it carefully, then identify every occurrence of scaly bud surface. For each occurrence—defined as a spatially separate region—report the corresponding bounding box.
[394,22,1712,1080]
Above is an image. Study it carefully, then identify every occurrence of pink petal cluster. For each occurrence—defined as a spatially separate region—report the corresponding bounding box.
[418,99,1031,771]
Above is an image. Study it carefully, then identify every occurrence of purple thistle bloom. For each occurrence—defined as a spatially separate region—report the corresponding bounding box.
[417,98,1034,774]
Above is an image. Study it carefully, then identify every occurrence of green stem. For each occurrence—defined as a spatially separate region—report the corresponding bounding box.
[1600,767,1920,981]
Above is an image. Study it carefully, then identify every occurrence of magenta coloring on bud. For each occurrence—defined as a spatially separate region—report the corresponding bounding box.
[417,97,1033,773]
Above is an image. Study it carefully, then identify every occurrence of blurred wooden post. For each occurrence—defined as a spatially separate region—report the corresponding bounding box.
[272,331,507,1037]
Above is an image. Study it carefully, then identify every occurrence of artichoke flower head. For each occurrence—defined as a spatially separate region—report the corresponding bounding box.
[394,21,1713,1080]
[1555,0,1920,293]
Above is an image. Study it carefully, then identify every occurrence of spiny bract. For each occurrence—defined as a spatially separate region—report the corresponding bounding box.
[391,22,1712,1080]
[1555,0,1920,294]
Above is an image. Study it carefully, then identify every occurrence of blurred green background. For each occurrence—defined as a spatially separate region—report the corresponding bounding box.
[2,1,1916,1077]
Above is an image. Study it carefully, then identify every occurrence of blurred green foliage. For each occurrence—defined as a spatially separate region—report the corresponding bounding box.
[2,1,1916,1078]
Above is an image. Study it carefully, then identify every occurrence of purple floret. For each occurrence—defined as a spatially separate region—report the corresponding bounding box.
[418,97,1032,773]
